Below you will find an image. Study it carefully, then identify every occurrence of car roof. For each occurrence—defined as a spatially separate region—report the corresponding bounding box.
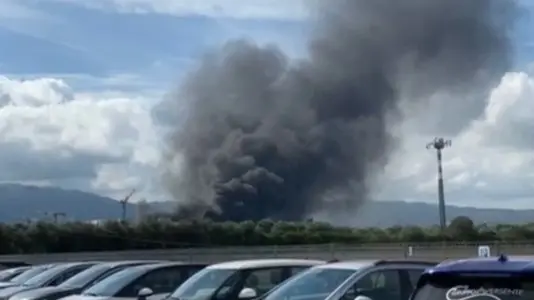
[315,260,378,270]
[207,259,325,270]
[4,266,31,273]
[58,262,101,268]
[425,255,534,275]
[125,262,206,272]
[97,260,166,268]
[314,259,436,270]
[37,262,99,273]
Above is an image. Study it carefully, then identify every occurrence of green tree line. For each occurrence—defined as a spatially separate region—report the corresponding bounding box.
[1,216,534,254]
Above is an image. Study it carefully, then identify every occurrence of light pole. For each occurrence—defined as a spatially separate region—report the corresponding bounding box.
[426,137,451,232]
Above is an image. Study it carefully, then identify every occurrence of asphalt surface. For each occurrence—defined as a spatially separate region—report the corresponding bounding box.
[0,243,530,264]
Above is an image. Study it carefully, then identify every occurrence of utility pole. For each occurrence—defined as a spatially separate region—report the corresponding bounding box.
[426,137,451,233]
[120,189,136,222]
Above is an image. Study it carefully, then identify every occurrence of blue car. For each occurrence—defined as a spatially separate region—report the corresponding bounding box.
[409,254,533,300]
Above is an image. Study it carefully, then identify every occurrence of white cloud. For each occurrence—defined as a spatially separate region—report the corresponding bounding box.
[42,0,309,20]
[374,70,534,209]
[0,1,47,21]
[0,68,533,209]
[0,76,163,202]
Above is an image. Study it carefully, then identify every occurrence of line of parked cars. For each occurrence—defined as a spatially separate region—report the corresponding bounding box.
[0,255,530,300]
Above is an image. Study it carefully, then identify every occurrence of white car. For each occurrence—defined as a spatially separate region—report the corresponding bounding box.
[168,259,325,300]
[260,260,436,300]
[58,262,207,300]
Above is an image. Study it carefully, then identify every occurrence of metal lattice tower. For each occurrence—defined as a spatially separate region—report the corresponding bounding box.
[426,137,452,232]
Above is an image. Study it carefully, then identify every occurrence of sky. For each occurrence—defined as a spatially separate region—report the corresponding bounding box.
[0,0,533,210]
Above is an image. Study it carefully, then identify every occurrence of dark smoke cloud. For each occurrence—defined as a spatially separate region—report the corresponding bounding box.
[160,0,518,222]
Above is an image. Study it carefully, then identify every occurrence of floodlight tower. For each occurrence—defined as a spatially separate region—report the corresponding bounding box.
[426,137,452,232]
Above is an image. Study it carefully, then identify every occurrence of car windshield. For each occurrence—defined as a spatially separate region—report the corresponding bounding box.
[0,270,13,281]
[10,266,50,284]
[264,268,357,300]
[170,268,236,300]
[59,264,112,288]
[0,268,24,281]
[412,274,534,300]
[23,265,73,287]
[82,267,144,297]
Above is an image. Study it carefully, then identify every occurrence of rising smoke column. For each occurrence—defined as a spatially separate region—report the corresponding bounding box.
[161,0,517,221]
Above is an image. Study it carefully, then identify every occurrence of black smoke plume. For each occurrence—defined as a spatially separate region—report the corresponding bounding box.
[161,0,517,222]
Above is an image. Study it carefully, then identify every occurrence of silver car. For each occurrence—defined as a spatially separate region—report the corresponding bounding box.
[261,260,436,300]
[169,259,324,300]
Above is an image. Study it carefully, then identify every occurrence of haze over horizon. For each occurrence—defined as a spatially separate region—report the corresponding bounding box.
[0,0,533,213]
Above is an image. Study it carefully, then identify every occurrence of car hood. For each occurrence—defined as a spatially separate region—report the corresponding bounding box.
[10,286,77,300]
[0,285,38,298]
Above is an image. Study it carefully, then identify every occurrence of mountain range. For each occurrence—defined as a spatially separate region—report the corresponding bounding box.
[0,184,532,227]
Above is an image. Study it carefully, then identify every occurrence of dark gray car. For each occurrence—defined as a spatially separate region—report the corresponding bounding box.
[0,265,55,290]
[59,262,207,300]
[259,260,437,300]
[0,267,32,282]
[9,261,165,300]
[0,262,98,300]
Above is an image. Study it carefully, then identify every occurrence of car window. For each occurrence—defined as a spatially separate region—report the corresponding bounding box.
[24,265,75,287]
[171,268,237,299]
[48,266,90,286]
[213,271,241,300]
[406,269,424,288]
[119,267,185,297]
[289,267,310,277]
[342,270,402,300]
[10,266,50,284]
[242,268,287,296]
[183,266,205,279]
[0,269,13,281]
[60,264,118,288]
[90,266,132,286]
[264,267,357,300]
[82,267,145,297]
[0,268,26,281]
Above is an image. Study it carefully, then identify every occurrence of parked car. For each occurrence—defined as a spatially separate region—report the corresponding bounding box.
[0,262,98,300]
[260,259,437,300]
[409,254,534,300]
[0,262,30,270]
[0,268,32,282]
[169,259,325,300]
[9,261,165,300]
[0,265,56,290]
[59,262,207,300]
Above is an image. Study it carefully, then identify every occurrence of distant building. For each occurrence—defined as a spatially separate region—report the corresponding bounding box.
[136,199,150,224]
[87,219,107,226]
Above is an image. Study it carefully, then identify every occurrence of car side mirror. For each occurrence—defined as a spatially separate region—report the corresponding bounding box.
[137,287,154,300]
[238,287,258,299]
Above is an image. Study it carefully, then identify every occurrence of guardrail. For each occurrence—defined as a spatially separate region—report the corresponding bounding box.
[1,242,533,264]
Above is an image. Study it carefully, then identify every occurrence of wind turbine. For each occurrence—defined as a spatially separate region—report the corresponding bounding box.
[120,189,136,222]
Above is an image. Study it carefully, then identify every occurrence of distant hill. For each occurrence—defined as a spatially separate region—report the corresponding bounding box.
[0,184,532,227]
[0,184,136,223]
[353,201,534,227]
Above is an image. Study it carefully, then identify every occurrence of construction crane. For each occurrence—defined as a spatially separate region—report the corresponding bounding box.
[120,189,136,222]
